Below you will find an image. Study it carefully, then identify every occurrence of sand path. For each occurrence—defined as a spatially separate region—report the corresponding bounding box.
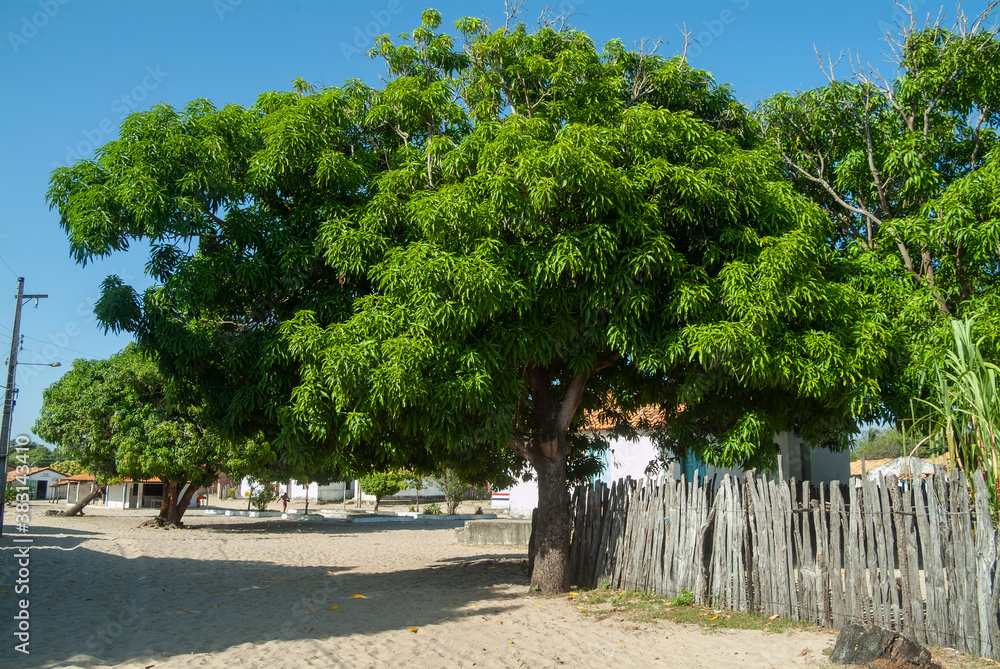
[1,506,839,668]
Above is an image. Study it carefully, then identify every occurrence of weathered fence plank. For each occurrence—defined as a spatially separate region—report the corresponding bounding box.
[567,470,999,662]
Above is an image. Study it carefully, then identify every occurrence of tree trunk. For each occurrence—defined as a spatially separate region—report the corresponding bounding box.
[373,493,382,512]
[60,485,106,516]
[530,450,571,594]
[142,481,195,529]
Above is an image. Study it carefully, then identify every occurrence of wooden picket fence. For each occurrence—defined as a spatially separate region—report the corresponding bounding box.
[567,468,1000,661]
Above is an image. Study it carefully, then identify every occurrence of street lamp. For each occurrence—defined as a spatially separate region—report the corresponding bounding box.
[16,362,61,367]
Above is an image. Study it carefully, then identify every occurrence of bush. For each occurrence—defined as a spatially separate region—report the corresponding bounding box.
[4,485,16,507]
[434,469,468,515]
[422,503,442,515]
[246,480,276,511]
[360,471,405,511]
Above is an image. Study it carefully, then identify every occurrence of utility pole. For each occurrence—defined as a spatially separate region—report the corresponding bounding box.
[0,278,49,537]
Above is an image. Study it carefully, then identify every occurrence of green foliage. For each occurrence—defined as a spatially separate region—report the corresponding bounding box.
[247,480,277,512]
[757,13,1000,419]
[3,485,16,506]
[422,502,443,515]
[671,589,695,607]
[33,346,274,521]
[435,469,468,515]
[913,317,999,514]
[359,471,406,498]
[360,470,406,511]
[7,441,55,468]
[851,427,936,461]
[50,460,85,476]
[47,10,904,588]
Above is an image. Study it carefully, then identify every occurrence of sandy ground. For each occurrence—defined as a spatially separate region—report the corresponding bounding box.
[2,501,845,669]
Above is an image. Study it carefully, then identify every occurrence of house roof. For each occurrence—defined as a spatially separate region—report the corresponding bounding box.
[5,467,67,483]
[51,473,163,486]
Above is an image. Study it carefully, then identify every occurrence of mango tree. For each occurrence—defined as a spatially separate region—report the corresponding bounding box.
[34,347,273,527]
[281,12,894,593]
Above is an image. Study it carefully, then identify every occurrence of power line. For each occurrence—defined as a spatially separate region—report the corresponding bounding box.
[0,254,18,279]
[17,346,83,366]
[0,324,100,359]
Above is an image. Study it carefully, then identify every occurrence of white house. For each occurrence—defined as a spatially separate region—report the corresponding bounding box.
[505,409,851,519]
[5,467,67,500]
[50,473,166,509]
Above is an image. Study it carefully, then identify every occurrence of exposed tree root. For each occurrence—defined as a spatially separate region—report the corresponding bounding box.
[140,517,185,529]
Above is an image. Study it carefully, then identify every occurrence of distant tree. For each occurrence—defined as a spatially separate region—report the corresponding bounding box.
[34,347,275,527]
[852,426,933,461]
[360,471,406,511]
[435,470,468,516]
[7,441,57,468]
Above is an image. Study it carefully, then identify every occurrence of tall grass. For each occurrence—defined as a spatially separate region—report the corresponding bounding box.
[915,317,999,517]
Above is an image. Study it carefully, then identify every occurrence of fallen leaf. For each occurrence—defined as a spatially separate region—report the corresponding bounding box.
[329,606,340,610]
[768,614,780,621]
[351,594,367,599]
[409,627,418,633]
[0,591,7,594]
[326,571,335,574]
[709,616,718,621]
[181,610,191,614]
[207,591,213,594]
[307,628,313,632]
[796,648,810,657]
[534,604,541,608]
[268,578,277,581]
[305,610,311,613]
[487,566,496,570]
[67,581,75,584]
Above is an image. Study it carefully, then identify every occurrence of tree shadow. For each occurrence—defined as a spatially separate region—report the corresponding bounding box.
[2,521,529,668]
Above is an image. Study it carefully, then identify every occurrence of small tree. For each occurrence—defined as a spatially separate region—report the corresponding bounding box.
[435,469,467,515]
[247,480,277,512]
[360,472,405,511]
[403,470,425,511]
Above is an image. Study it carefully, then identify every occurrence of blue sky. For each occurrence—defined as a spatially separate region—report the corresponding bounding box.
[0,0,959,445]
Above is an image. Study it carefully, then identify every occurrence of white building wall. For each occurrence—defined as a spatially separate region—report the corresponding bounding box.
[506,431,851,519]
[105,483,126,510]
